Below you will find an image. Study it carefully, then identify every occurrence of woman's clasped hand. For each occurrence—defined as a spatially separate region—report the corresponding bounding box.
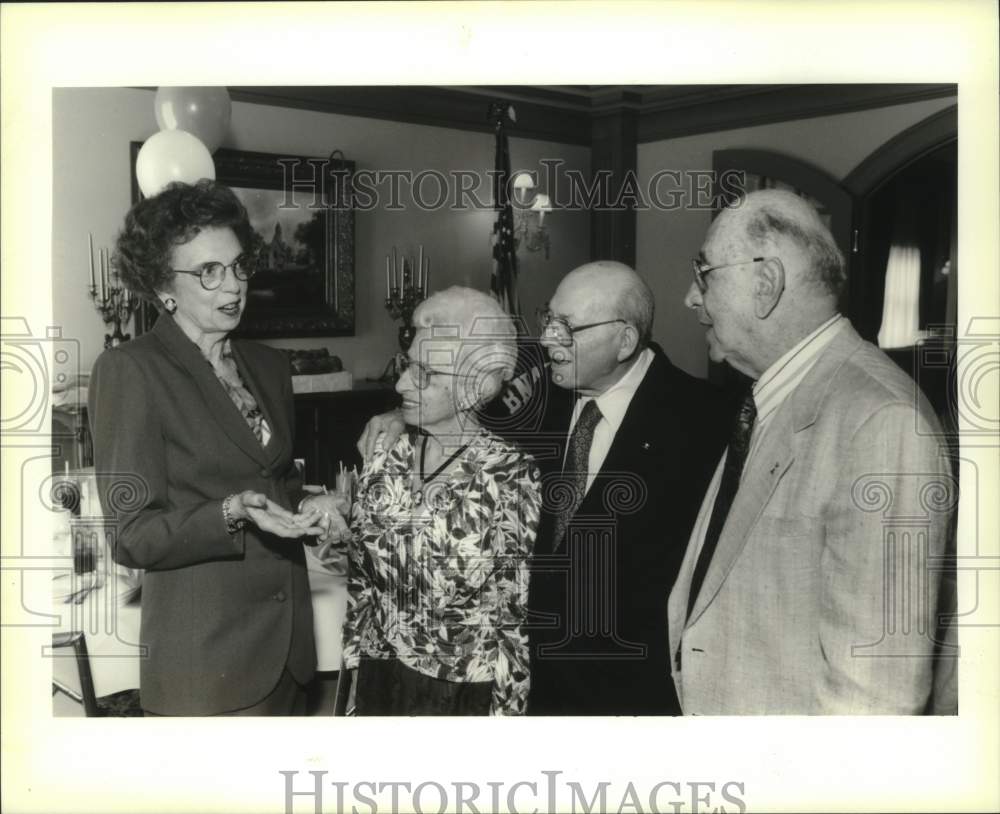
[297,491,353,548]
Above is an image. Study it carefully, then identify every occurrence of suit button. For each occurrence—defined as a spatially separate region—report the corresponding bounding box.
[260,468,271,478]
[272,591,286,602]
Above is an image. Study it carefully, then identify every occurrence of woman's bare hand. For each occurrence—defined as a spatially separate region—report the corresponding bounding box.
[231,492,323,539]
[246,501,324,538]
[357,409,405,461]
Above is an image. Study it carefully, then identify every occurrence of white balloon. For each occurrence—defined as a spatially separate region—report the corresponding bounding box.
[135,130,216,198]
[153,86,232,153]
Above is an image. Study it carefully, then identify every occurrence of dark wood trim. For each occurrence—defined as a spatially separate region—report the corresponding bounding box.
[221,84,956,149]
[637,84,956,143]
[842,104,957,196]
[228,86,592,146]
[590,108,639,265]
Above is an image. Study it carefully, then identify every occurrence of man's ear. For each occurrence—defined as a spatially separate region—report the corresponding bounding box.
[616,322,640,362]
[753,257,785,319]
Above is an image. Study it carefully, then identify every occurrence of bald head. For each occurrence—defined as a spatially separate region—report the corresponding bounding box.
[717,189,845,298]
[557,261,655,346]
[544,261,655,395]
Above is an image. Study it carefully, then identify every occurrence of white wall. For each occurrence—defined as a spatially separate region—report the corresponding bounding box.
[636,95,957,378]
[52,88,591,376]
[54,89,957,382]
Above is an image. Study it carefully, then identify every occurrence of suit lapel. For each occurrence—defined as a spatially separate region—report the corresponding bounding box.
[685,414,795,626]
[682,320,865,627]
[152,315,271,467]
[579,350,667,512]
[231,339,290,469]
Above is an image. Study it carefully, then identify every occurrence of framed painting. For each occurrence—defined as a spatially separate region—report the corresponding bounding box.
[129,143,355,337]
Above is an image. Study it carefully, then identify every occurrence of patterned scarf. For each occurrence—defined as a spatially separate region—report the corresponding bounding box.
[204,339,271,446]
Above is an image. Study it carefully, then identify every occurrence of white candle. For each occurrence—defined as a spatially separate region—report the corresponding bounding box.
[99,249,107,301]
[88,233,96,290]
[423,259,429,297]
[385,255,391,298]
[418,244,424,287]
[392,247,398,292]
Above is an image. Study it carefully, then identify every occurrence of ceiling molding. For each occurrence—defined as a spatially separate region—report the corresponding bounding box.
[636,84,957,143]
[228,86,593,145]
[222,84,957,148]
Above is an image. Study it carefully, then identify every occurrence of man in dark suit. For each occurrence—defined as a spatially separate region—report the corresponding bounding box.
[526,262,728,715]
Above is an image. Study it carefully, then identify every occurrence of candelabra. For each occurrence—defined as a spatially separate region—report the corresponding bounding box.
[88,237,138,349]
[90,281,138,349]
[377,247,429,381]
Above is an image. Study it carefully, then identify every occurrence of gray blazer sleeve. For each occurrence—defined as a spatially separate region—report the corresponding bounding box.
[89,349,245,571]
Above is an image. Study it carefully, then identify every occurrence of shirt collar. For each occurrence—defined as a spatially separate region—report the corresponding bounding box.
[751,314,845,423]
[575,346,655,432]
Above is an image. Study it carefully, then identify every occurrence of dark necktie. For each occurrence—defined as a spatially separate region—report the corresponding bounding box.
[552,399,603,550]
[686,391,757,616]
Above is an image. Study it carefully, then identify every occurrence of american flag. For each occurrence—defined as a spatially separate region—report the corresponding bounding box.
[489,101,520,317]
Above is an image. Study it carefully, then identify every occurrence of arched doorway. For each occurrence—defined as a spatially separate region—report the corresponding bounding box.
[843,106,958,433]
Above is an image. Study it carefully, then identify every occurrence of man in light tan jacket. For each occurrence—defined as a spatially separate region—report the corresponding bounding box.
[668,189,957,714]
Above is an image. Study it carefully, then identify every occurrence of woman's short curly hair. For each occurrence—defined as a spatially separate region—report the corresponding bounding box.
[112,179,256,302]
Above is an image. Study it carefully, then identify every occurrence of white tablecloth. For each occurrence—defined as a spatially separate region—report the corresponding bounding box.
[53,574,143,697]
[304,544,348,671]
[49,502,348,701]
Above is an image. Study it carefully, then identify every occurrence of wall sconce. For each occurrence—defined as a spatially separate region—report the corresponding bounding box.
[512,172,552,258]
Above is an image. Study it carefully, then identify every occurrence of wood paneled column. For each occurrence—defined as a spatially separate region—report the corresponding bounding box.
[589,92,640,266]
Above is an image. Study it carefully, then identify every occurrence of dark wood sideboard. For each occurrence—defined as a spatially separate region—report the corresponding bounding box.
[54,384,400,487]
[291,383,400,485]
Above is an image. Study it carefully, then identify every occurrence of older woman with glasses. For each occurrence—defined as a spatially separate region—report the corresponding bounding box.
[314,286,541,715]
[88,179,335,716]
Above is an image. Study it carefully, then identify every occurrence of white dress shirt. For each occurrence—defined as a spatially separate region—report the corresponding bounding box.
[685,314,846,581]
[565,346,655,493]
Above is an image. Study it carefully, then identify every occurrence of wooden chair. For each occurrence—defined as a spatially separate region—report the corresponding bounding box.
[333,662,355,716]
[51,631,142,717]
[51,631,100,716]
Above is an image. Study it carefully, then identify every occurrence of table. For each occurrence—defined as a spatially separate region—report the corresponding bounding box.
[304,546,348,672]
[52,572,143,703]
[49,479,350,713]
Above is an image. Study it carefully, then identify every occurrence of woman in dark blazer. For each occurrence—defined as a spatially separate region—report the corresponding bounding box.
[89,180,333,716]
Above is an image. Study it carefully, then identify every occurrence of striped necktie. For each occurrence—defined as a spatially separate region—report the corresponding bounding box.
[552,399,602,550]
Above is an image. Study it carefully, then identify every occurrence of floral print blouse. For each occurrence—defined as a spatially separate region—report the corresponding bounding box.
[342,428,541,715]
